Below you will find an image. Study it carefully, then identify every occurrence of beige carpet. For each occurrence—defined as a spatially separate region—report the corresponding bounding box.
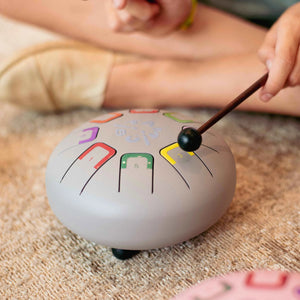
[0,15,299,300]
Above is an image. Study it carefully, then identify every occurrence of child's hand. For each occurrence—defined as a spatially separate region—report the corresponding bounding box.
[258,3,300,102]
[106,0,192,36]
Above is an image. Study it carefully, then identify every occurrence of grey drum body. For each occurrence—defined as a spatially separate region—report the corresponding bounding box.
[46,109,236,250]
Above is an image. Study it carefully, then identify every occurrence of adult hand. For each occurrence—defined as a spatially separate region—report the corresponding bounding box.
[258,3,300,101]
[106,0,193,36]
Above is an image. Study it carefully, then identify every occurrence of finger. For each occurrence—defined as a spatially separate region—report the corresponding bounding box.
[287,46,300,87]
[258,26,276,65]
[107,0,141,32]
[261,18,300,99]
[125,0,160,21]
[110,10,149,33]
[112,0,128,9]
[116,9,148,31]
[106,1,121,30]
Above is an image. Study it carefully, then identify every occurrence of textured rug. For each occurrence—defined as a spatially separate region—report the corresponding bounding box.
[0,103,299,299]
[0,15,299,300]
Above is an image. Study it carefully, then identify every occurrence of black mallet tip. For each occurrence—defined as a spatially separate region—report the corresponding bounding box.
[177,127,202,152]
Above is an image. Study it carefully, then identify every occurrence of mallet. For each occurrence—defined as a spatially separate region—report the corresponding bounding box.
[178,73,269,152]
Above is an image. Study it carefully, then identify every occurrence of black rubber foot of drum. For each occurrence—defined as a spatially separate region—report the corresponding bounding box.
[112,248,140,260]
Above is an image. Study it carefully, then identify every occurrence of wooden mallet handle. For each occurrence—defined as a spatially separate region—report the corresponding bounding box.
[197,72,268,134]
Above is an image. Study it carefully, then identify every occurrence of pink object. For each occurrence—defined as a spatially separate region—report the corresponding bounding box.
[172,270,300,299]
